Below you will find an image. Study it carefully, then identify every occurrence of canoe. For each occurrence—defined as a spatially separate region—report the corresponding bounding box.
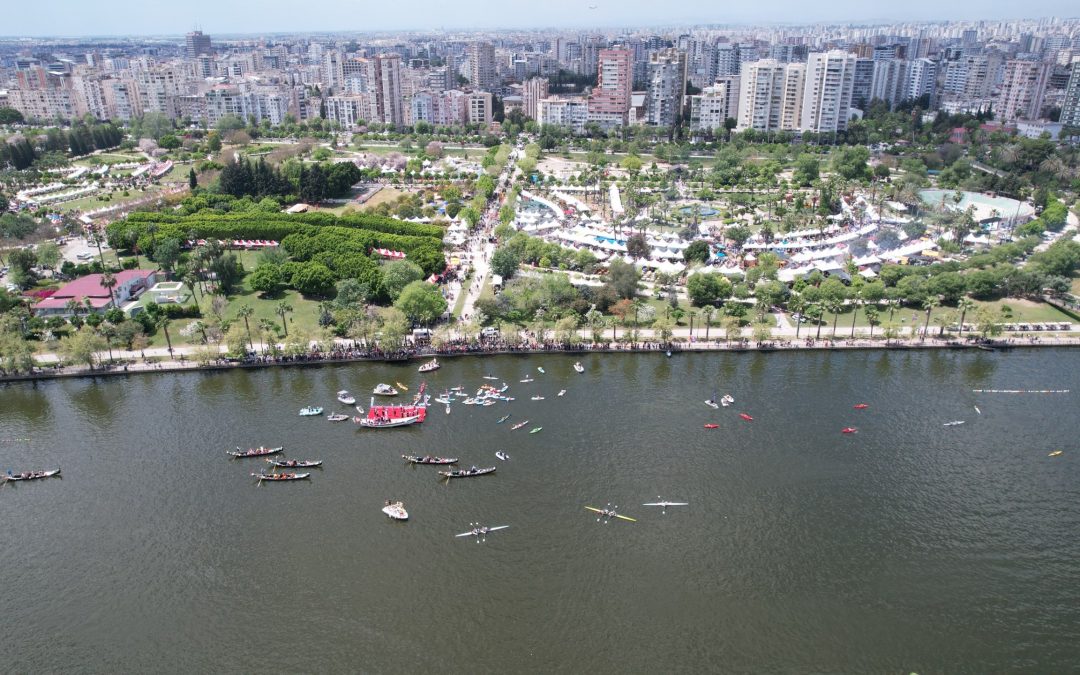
[704,424,719,429]
[252,472,310,481]
[4,468,61,481]
[228,446,283,458]
[439,466,496,478]
[739,413,753,422]
[266,459,322,468]
[402,455,458,465]
[383,501,408,520]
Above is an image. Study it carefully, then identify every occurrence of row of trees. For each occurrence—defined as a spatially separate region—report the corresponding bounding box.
[217,157,363,203]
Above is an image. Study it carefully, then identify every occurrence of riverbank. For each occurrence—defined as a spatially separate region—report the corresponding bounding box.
[5,334,1080,384]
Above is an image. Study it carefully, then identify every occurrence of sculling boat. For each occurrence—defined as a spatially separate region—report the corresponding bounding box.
[519,377,534,383]
[573,362,584,373]
[228,446,283,458]
[403,455,458,465]
[4,468,61,482]
[298,406,323,416]
[336,390,356,405]
[531,396,545,401]
[585,506,636,522]
[456,524,509,539]
[266,459,322,468]
[373,383,399,396]
[418,358,441,373]
[327,413,350,422]
[439,466,496,479]
[943,420,966,427]
[252,472,310,481]
[383,500,408,520]
[511,420,529,430]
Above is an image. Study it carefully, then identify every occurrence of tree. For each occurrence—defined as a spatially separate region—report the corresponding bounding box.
[865,306,880,339]
[248,264,284,296]
[394,280,447,326]
[652,316,675,342]
[188,168,198,190]
[291,262,336,297]
[701,305,716,341]
[334,279,370,308]
[0,107,25,124]
[956,297,976,338]
[604,259,640,300]
[793,155,820,186]
[922,296,941,339]
[100,271,118,309]
[35,241,61,271]
[6,248,38,289]
[378,307,409,347]
[490,246,521,280]
[621,155,643,175]
[626,234,651,260]
[276,301,294,337]
[153,237,181,276]
[60,326,107,370]
[381,260,425,301]
[686,272,731,307]
[683,240,710,264]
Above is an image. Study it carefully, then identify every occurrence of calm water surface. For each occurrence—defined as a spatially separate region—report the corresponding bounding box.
[2,350,1079,673]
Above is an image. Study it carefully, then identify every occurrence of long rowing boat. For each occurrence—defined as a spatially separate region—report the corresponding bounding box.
[438,466,496,479]
[4,468,61,482]
[266,459,322,468]
[228,446,283,458]
[251,472,310,482]
[402,455,458,465]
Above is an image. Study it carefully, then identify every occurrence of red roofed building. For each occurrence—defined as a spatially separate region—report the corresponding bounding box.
[34,269,158,317]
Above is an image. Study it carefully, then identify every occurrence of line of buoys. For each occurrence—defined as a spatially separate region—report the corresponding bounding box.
[972,389,1070,394]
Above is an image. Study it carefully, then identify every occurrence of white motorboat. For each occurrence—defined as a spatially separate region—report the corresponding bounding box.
[373,383,399,396]
[336,390,356,405]
[382,501,409,520]
[418,358,441,373]
[298,406,323,416]
[573,362,584,373]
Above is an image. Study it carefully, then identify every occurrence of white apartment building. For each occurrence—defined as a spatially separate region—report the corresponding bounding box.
[466,92,493,125]
[736,59,803,132]
[800,50,856,134]
[327,95,371,128]
[537,97,589,134]
[689,78,741,132]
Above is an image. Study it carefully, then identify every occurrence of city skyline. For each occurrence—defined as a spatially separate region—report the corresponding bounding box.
[3,0,1080,38]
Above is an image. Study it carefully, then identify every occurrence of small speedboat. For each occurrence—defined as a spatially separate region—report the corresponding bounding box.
[252,472,310,482]
[336,390,356,405]
[4,468,61,482]
[439,466,496,479]
[327,413,350,422]
[721,394,734,405]
[573,362,584,373]
[373,384,399,396]
[495,451,509,461]
[557,390,566,397]
[739,413,753,422]
[355,405,365,415]
[266,459,322,468]
[529,427,542,434]
[418,358,441,373]
[842,427,857,434]
[383,500,408,520]
[402,455,458,465]
[943,420,965,427]
[704,424,719,429]
[854,403,869,409]
[531,396,545,401]
[299,406,323,416]
[705,399,719,409]
[537,367,545,374]
[511,420,529,430]
[228,446,283,458]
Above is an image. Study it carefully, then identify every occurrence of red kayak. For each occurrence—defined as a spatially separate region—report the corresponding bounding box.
[704,424,719,429]
[853,404,869,409]
[739,413,753,422]
[842,427,858,434]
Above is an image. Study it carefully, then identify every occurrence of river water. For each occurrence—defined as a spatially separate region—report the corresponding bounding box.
[2,350,1079,673]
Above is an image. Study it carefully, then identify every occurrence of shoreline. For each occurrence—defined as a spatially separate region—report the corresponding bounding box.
[4,336,1079,385]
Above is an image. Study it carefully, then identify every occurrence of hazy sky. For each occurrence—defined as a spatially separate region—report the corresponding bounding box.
[3,0,1076,37]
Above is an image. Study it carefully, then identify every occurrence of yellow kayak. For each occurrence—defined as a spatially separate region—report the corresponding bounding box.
[395,382,409,391]
[1049,450,1063,457]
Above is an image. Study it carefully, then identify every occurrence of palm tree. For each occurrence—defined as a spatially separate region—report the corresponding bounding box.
[631,297,646,326]
[827,299,843,339]
[276,301,293,338]
[156,315,174,356]
[809,304,824,340]
[182,268,201,311]
[787,295,807,339]
[258,318,276,352]
[100,271,118,309]
[702,305,715,341]
[957,297,976,338]
[922,296,941,340]
[865,306,880,340]
[192,320,208,344]
[237,305,255,348]
[849,291,862,338]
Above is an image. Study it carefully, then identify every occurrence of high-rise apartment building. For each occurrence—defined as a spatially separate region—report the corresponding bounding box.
[466,91,493,125]
[522,76,549,120]
[185,31,213,59]
[467,42,496,91]
[588,49,632,125]
[800,50,856,134]
[736,59,803,132]
[1060,64,1080,128]
[998,59,1051,121]
[689,76,741,132]
[645,48,687,128]
[906,58,938,105]
[869,59,910,109]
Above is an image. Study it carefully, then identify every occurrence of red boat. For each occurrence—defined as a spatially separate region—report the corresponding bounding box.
[853,404,869,409]
[842,427,858,434]
[357,403,427,428]
[739,413,753,421]
[704,424,719,429]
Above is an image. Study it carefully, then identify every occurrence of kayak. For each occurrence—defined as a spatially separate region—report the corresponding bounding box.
[529,427,542,434]
[739,413,753,422]
[853,404,869,409]
[842,427,857,434]
[395,382,409,391]
[511,420,529,430]
[1049,450,1063,457]
[704,424,719,429]
[497,415,511,424]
